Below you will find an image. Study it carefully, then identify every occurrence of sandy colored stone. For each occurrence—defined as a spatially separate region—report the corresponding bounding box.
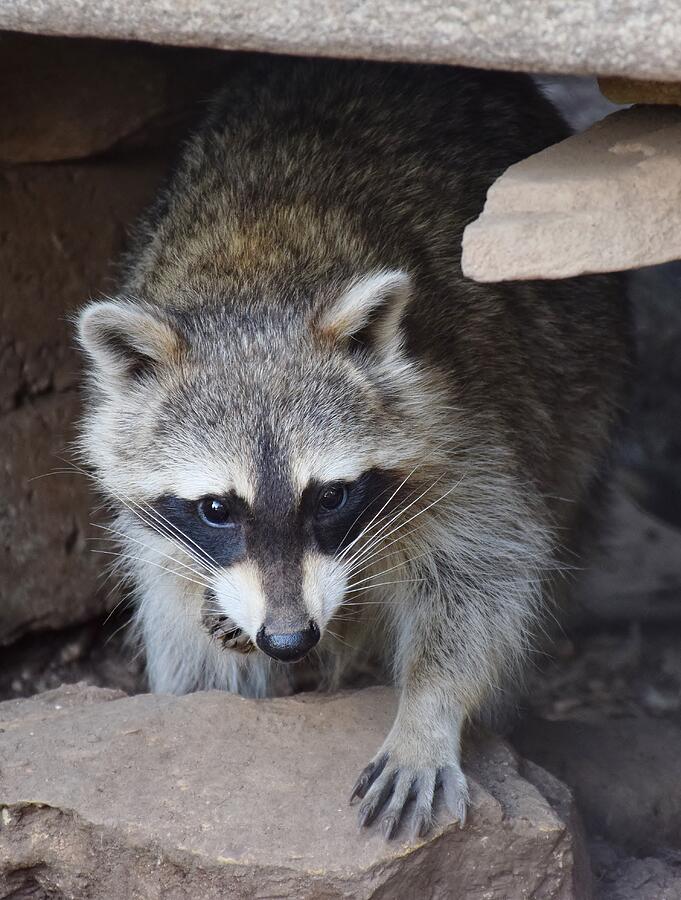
[0,33,227,163]
[0,684,592,899]
[0,159,165,644]
[1,1,681,80]
[462,106,681,281]
[513,717,681,855]
[599,77,681,107]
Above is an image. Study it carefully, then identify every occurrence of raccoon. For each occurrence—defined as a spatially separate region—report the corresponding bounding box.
[77,57,631,840]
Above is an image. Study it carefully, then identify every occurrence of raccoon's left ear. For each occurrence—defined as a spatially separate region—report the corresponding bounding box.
[316,269,412,354]
[77,299,182,386]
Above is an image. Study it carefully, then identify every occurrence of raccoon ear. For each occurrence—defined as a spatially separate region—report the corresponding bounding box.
[317,269,412,353]
[77,300,181,384]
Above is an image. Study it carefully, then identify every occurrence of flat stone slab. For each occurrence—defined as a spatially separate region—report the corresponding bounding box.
[0,684,590,898]
[462,105,681,281]
[1,1,681,81]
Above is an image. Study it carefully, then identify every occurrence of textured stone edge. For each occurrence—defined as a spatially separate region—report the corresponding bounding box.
[0,801,333,898]
[460,106,681,281]
[0,687,595,899]
[2,1,681,80]
[520,759,593,899]
[0,795,589,900]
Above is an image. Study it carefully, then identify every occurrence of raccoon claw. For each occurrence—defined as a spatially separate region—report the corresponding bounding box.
[412,810,432,840]
[352,755,469,842]
[441,763,470,829]
[350,753,388,802]
[381,813,399,840]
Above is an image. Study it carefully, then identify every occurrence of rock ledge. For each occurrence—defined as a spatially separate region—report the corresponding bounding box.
[2,1,681,80]
[0,684,591,898]
[462,106,681,281]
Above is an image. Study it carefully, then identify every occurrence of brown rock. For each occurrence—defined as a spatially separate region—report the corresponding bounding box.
[599,77,681,107]
[0,33,226,163]
[513,717,681,854]
[461,106,681,281]
[0,160,166,410]
[0,394,102,644]
[0,158,165,643]
[0,685,592,899]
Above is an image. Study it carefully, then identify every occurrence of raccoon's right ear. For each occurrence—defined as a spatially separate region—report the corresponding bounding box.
[77,299,182,386]
[315,269,412,355]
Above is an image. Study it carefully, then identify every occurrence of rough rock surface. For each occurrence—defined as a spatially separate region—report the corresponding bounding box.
[0,33,227,163]
[0,160,165,644]
[0,684,592,899]
[462,106,681,281]
[599,77,681,107]
[513,717,681,854]
[572,486,681,625]
[591,841,681,900]
[2,1,681,80]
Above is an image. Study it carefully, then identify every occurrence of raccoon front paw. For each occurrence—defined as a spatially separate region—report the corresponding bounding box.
[349,745,469,841]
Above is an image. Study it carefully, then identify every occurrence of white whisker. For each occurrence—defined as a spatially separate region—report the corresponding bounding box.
[340,474,447,571]
[336,465,423,564]
[91,523,212,584]
[53,460,222,578]
[344,577,424,594]
[346,554,426,590]
[90,548,210,589]
[341,477,460,576]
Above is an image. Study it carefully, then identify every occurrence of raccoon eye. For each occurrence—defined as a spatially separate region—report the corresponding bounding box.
[197,497,232,527]
[317,483,348,513]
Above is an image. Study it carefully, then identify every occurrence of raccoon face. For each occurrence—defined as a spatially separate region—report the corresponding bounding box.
[78,270,432,662]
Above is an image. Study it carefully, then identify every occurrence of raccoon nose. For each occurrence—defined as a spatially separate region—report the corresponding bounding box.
[256,621,320,662]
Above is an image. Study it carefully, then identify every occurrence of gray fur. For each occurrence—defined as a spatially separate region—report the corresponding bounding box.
[76,57,631,838]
